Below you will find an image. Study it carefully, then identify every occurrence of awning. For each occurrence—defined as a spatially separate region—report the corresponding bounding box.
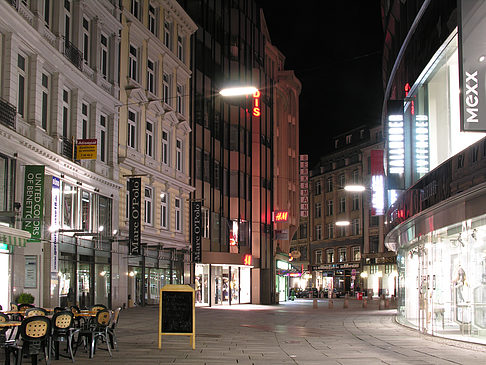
[0,226,31,247]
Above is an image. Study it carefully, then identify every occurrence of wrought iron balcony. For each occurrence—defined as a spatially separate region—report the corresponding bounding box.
[63,40,83,71]
[62,136,74,160]
[0,98,16,129]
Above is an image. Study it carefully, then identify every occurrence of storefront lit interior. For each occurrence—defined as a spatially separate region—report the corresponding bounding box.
[195,264,251,306]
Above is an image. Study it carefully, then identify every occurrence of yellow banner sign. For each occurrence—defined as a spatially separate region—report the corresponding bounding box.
[76,139,97,160]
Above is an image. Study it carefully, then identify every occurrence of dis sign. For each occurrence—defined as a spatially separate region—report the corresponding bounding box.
[252,90,261,117]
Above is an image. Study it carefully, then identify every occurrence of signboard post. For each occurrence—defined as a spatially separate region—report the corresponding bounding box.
[158,284,195,350]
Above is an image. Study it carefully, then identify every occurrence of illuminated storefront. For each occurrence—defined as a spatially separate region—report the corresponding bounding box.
[195,263,251,306]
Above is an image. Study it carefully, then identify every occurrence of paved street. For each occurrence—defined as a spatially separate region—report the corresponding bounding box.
[48,298,486,364]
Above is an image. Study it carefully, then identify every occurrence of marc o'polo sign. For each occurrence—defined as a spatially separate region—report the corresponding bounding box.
[192,201,202,263]
[22,165,45,241]
[459,0,486,131]
[129,178,141,255]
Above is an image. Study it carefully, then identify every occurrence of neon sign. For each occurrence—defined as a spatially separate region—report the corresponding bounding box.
[273,211,289,222]
[252,90,261,117]
[243,254,252,266]
[415,115,429,174]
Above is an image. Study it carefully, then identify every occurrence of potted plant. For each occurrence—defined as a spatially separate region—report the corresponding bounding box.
[16,292,35,305]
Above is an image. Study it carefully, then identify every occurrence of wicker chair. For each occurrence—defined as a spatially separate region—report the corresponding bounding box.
[25,308,48,317]
[17,304,35,312]
[7,315,51,365]
[107,307,121,350]
[53,307,65,313]
[75,309,112,358]
[51,311,78,362]
[88,304,107,313]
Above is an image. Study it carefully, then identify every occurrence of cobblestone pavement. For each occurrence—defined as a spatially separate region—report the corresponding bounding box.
[19,298,486,364]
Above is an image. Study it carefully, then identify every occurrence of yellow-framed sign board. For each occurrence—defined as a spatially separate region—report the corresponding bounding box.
[158,284,195,350]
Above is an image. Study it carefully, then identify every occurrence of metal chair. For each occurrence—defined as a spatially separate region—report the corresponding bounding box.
[53,307,66,313]
[75,309,112,359]
[88,304,107,313]
[107,307,121,350]
[51,311,78,362]
[25,308,48,317]
[17,304,35,312]
[8,315,51,365]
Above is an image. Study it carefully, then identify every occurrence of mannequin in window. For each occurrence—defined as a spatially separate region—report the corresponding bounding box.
[453,266,467,303]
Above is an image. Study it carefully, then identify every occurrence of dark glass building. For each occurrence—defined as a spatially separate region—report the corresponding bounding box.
[179,0,275,305]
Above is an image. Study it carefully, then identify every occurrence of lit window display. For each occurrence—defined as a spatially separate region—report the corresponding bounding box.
[397,214,486,343]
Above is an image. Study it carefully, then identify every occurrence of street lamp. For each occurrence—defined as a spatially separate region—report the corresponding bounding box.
[344,184,366,192]
[219,86,258,96]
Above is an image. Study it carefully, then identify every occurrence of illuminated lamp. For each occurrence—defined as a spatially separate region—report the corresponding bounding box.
[344,185,366,192]
[335,221,350,226]
[219,86,258,96]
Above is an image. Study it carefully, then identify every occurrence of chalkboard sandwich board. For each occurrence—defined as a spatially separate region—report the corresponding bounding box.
[158,284,195,349]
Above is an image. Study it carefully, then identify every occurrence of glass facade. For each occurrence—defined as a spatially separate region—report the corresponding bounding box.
[397,213,486,343]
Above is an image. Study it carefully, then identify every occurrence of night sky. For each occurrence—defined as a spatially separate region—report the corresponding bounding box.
[257,1,384,167]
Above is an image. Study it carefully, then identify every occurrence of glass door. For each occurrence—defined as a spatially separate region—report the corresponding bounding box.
[77,262,91,308]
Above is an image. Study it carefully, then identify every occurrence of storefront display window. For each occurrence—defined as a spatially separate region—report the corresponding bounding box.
[195,264,209,306]
[59,254,75,308]
[95,259,110,307]
[397,213,486,343]
[77,261,91,308]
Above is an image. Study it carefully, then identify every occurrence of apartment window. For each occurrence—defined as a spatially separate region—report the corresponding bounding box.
[144,187,153,225]
[315,250,322,264]
[352,194,359,211]
[315,225,322,240]
[352,246,361,261]
[147,59,156,94]
[131,0,140,19]
[175,197,181,232]
[129,45,138,81]
[338,248,347,262]
[370,236,379,253]
[338,174,345,189]
[346,134,352,144]
[327,223,334,239]
[100,33,108,80]
[339,196,346,213]
[202,207,210,238]
[352,218,360,235]
[315,203,321,218]
[17,53,27,119]
[352,169,359,184]
[162,130,169,165]
[177,34,184,61]
[41,73,49,130]
[176,84,184,114]
[164,20,172,49]
[299,223,307,238]
[82,17,89,63]
[327,249,334,263]
[81,102,89,139]
[176,138,183,172]
[62,89,70,138]
[163,73,170,104]
[327,200,333,216]
[42,0,51,25]
[145,120,154,158]
[326,177,333,192]
[64,0,71,42]
[128,109,137,149]
[148,4,157,35]
[99,114,107,163]
[160,192,168,229]
[315,180,321,195]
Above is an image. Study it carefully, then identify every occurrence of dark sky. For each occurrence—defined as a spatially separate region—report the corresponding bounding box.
[257,1,384,166]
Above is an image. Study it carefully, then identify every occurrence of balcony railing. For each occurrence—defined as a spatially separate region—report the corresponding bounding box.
[62,137,74,160]
[7,0,18,9]
[63,40,83,71]
[0,98,16,129]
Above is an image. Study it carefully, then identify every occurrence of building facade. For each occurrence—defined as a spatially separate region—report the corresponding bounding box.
[0,0,121,310]
[118,0,196,306]
[382,0,486,344]
[308,126,392,297]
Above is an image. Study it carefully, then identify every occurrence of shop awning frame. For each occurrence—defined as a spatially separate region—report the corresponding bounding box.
[0,225,31,247]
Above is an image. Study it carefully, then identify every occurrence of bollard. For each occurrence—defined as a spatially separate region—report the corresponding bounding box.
[362,298,368,308]
[379,294,386,310]
[343,294,349,309]
[313,298,318,309]
[328,299,334,309]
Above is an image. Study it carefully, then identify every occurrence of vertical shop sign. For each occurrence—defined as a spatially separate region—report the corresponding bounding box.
[299,155,309,217]
[192,201,202,263]
[22,165,45,241]
[51,177,60,272]
[129,178,141,255]
[370,150,385,216]
[459,0,486,131]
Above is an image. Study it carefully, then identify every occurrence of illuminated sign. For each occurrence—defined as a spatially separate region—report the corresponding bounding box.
[273,211,289,222]
[387,100,405,175]
[299,155,309,217]
[243,254,252,266]
[370,150,385,216]
[415,115,429,174]
[252,90,261,117]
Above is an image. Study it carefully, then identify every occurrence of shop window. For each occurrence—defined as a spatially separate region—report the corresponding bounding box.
[81,191,92,232]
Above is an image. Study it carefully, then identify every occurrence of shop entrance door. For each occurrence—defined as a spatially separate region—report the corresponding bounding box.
[418,245,433,334]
